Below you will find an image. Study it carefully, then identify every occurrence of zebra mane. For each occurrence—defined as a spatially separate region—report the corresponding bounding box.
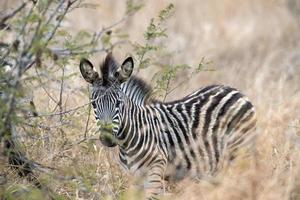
[99,53,118,84]
[121,76,152,105]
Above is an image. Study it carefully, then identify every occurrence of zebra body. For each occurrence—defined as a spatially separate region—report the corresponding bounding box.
[117,84,255,178]
[79,54,257,199]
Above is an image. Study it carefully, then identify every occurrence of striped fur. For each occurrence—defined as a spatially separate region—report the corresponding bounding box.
[80,54,257,199]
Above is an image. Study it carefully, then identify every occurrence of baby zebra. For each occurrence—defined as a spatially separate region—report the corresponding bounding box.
[79,53,257,199]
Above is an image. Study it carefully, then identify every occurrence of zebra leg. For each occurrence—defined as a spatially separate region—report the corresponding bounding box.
[144,158,167,199]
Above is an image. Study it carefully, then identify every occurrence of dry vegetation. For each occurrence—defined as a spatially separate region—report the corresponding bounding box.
[1,0,300,199]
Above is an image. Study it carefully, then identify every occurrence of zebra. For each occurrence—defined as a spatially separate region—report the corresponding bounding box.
[79,53,257,199]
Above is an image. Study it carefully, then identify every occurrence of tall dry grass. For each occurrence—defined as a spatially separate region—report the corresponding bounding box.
[1,0,300,199]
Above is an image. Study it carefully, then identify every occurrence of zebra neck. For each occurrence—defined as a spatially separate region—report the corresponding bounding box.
[115,98,145,148]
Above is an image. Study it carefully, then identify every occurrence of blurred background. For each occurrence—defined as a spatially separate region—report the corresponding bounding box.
[1,0,300,199]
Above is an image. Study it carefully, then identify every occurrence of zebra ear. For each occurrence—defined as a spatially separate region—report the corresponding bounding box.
[79,58,101,84]
[117,57,134,83]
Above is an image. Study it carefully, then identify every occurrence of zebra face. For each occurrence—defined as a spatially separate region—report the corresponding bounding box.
[79,53,134,124]
[91,85,121,123]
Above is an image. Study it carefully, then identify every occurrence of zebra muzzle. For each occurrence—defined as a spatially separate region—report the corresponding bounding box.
[99,123,118,147]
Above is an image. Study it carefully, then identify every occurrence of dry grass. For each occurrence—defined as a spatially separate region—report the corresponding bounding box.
[1,0,300,199]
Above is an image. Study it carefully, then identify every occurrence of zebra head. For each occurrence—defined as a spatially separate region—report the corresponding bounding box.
[79,53,134,146]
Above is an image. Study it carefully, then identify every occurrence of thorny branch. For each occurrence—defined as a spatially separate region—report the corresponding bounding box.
[0,0,79,138]
[51,40,129,56]
[0,0,83,187]
[50,9,134,57]
[26,82,116,118]
[0,0,140,193]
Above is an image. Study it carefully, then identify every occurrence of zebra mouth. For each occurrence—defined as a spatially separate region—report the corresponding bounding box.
[99,124,117,147]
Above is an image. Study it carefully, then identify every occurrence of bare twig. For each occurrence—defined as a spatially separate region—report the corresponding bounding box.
[51,40,128,57]
[27,81,118,118]
[51,133,99,159]
[43,0,76,47]
[34,66,59,104]
[58,66,65,120]
[19,3,36,48]
[0,1,28,25]
[84,86,92,138]
[93,10,136,43]
[51,47,106,57]
[44,0,64,26]
[164,69,205,98]
[27,0,54,51]
[162,78,171,102]
[51,20,131,57]
[23,121,70,131]
[29,101,91,118]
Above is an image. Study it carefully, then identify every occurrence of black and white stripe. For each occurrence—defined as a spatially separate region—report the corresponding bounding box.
[80,54,257,199]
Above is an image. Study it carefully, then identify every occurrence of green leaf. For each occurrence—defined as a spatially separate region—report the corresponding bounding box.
[158,3,175,22]
[27,12,42,23]
[197,57,215,72]
[56,29,70,37]
[74,30,92,41]
[101,32,111,46]
[126,0,144,14]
